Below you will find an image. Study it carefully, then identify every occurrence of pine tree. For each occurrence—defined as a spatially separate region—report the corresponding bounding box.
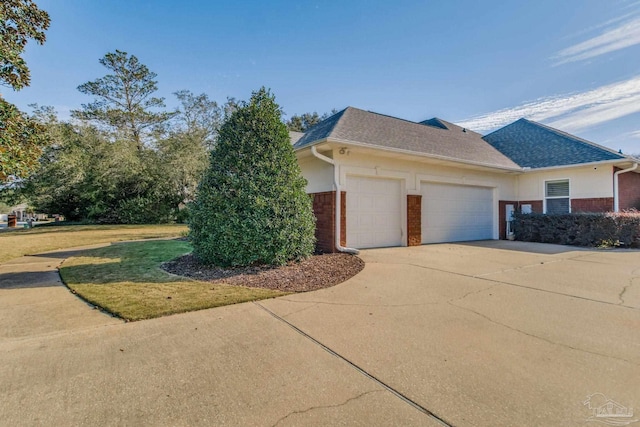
[189,88,315,266]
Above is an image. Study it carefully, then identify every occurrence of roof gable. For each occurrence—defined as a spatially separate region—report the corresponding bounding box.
[483,119,625,168]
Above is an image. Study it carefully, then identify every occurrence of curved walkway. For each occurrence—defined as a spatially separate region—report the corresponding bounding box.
[0,244,122,340]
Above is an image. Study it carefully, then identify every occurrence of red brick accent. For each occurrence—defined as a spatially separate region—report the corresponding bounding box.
[519,200,543,214]
[571,197,614,213]
[311,191,346,253]
[498,200,543,239]
[407,195,422,246]
[618,170,640,210]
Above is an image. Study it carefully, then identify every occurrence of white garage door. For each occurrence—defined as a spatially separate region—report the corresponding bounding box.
[421,182,494,244]
[346,176,402,249]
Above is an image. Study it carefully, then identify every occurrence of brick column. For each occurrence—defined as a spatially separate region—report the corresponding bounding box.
[407,195,422,246]
[311,191,336,253]
[311,191,347,253]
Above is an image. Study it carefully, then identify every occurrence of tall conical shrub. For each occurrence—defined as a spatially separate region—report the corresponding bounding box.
[189,88,316,266]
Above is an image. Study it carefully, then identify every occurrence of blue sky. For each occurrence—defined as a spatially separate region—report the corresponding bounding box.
[5,0,640,153]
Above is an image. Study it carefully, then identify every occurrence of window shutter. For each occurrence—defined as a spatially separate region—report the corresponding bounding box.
[546,180,569,197]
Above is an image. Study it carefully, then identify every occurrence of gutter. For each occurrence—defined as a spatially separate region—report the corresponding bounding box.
[614,162,639,212]
[310,146,359,255]
[297,138,522,173]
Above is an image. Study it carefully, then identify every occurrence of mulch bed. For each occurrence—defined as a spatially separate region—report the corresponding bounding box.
[161,253,365,293]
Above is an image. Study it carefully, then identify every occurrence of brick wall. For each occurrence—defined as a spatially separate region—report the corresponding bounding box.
[407,195,422,246]
[498,200,543,239]
[311,191,346,253]
[519,200,543,213]
[311,191,335,253]
[618,170,640,210]
[571,197,613,213]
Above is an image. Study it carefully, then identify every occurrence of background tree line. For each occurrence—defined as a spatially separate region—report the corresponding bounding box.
[1,2,333,224]
[5,49,333,224]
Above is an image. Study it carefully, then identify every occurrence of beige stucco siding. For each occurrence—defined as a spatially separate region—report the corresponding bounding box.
[332,150,518,200]
[298,156,334,193]
[517,166,613,201]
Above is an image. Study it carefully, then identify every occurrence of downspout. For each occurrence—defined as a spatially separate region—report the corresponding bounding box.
[614,163,638,212]
[311,146,359,254]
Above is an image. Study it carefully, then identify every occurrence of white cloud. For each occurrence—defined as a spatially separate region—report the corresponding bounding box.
[554,15,640,65]
[457,75,640,133]
[626,130,640,139]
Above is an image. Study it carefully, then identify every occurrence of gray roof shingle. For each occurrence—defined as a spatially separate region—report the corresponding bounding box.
[482,118,626,168]
[294,107,520,169]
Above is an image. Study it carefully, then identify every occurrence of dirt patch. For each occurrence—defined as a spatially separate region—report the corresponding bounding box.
[161,253,365,293]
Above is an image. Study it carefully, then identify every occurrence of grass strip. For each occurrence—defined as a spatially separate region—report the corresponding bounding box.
[60,239,285,321]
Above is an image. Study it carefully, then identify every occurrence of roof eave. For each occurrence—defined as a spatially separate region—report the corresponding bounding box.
[522,158,630,172]
[297,137,523,172]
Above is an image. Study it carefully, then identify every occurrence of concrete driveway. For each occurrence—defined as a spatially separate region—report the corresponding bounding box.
[1,241,639,426]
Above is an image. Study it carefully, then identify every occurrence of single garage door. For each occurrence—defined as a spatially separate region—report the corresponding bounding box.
[346,176,402,249]
[421,182,494,244]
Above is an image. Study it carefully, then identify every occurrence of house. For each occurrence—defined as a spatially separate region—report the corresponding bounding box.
[292,107,640,252]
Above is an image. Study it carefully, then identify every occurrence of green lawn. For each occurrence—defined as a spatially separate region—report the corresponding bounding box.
[60,239,285,321]
[0,224,188,263]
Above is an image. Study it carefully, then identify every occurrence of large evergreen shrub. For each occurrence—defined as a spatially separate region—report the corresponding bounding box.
[189,88,316,266]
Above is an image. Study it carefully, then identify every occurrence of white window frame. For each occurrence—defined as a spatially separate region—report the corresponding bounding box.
[544,178,571,214]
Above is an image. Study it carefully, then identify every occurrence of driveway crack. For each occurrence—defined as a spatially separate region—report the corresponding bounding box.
[447,300,637,366]
[271,390,383,426]
[378,261,640,311]
[254,302,453,427]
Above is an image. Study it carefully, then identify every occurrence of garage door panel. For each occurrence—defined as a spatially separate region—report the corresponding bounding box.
[422,182,494,244]
[346,176,402,249]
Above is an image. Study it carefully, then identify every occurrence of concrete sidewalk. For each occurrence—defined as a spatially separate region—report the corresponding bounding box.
[1,241,639,426]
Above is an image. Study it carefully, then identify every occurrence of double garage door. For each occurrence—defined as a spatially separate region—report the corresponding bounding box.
[346,176,494,248]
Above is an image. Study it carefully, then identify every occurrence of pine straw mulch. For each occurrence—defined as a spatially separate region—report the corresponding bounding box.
[161,253,365,293]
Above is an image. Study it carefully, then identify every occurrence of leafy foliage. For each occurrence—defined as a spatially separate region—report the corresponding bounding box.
[512,212,640,247]
[0,0,50,183]
[0,0,50,90]
[189,88,316,266]
[285,109,338,132]
[0,98,49,181]
[72,50,172,148]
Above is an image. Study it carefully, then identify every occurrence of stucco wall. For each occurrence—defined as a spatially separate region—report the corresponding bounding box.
[332,149,518,200]
[297,156,334,194]
[517,165,613,202]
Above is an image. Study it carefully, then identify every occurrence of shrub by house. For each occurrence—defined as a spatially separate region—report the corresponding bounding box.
[189,88,316,266]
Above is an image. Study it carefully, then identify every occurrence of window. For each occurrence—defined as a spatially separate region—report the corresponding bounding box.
[545,179,570,214]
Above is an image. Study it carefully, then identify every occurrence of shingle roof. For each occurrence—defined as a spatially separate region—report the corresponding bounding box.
[482,118,626,168]
[289,131,305,145]
[294,107,520,169]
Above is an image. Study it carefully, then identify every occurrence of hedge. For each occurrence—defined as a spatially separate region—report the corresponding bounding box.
[512,211,640,248]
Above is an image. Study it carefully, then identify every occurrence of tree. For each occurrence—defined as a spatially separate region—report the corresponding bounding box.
[0,0,50,183]
[72,50,171,149]
[23,106,178,223]
[153,91,224,218]
[0,98,48,181]
[286,109,338,132]
[189,88,316,266]
[0,0,50,91]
